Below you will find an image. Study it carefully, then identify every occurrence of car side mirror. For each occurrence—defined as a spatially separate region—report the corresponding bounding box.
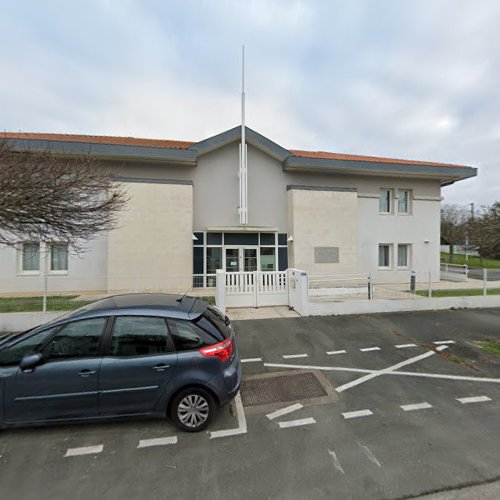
[19,352,43,372]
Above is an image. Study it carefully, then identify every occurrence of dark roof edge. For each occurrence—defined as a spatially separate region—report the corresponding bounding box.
[190,125,291,161]
[287,185,357,192]
[284,155,477,184]
[4,138,197,164]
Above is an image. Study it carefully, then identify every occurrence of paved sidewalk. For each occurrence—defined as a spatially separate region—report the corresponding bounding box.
[417,479,500,499]
[227,306,300,320]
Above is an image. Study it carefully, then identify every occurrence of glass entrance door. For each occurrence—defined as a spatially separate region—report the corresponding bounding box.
[243,248,257,272]
[224,247,258,272]
[225,248,240,272]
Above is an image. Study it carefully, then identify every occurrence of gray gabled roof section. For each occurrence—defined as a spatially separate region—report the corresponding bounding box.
[284,155,477,185]
[2,127,477,185]
[190,125,291,161]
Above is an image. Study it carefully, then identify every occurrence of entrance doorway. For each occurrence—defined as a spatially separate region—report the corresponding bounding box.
[224,247,258,273]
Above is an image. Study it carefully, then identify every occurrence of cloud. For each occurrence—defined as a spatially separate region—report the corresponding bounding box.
[1,0,499,205]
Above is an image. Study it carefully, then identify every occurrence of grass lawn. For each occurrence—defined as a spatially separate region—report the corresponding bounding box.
[441,253,500,269]
[0,294,216,313]
[480,342,500,357]
[416,288,500,297]
[0,296,93,313]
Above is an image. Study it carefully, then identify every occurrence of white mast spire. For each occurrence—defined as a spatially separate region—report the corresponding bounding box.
[239,45,248,225]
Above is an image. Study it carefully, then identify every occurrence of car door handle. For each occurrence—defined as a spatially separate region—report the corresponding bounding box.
[78,369,97,377]
[153,364,170,372]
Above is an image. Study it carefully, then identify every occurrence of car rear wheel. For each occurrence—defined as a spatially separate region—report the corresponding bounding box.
[171,387,215,432]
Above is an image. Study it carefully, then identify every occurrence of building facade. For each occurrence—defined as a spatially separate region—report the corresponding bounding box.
[0,127,476,294]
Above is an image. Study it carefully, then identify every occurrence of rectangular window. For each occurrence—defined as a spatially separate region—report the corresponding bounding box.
[379,189,392,214]
[398,244,410,268]
[398,190,411,214]
[206,247,222,274]
[21,242,40,272]
[50,243,68,272]
[378,244,391,268]
[260,247,276,271]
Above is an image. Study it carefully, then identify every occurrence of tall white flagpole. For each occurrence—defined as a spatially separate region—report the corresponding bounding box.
[239,45,248,225]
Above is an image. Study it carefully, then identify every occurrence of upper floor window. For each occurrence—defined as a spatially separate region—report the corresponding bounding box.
[398,190,411,214]
[50,243,68,272]
[379,189,392,214]
[21,242,40,273]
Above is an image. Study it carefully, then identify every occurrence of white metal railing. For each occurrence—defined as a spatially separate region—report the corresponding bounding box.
[225,271,255,294]
[225,271,287,295]
[440,263,468,282]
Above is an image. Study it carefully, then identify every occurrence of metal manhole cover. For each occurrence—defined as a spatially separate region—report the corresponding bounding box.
[241,371,328,407]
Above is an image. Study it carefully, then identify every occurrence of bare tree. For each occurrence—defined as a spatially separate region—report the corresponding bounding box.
[0,141,127,250]
[470,203,500,261]
[441,204,469,262]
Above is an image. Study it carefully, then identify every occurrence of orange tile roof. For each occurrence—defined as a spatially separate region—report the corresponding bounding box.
[0,131,465,168]
[0,132,194,150]
[289,149,466,168]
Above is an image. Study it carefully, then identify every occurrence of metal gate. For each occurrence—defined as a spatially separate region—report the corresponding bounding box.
[223,270,288,308]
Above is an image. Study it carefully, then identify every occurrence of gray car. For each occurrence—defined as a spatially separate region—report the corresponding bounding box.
[0,294,241,432]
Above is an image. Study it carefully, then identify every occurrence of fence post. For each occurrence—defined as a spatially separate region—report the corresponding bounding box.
[410,271,416,294]
[42,272,48,313]
[483,268,488,296]
[253,271,259,308]
[215,269,226,314]
[428,270,432,298]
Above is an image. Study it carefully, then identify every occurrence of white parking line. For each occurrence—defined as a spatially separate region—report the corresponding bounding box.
[210,392,247,439]
[64,445,103,457]
[395,343,417,349]
[335,346,448,393]
[342,409,373,419]
[434,340,456,345]
[282,354,308,359]
[241,358,262,363]
[326,350,347,355]
[328,449,345,474]
[266,403,303,421]
[360,347,381,352]
[357,442,382,467]
[263,360,500,385]
[278,417,316,429]
[401,402,432,412]
[457,395,492,404]
[137,436,178,448]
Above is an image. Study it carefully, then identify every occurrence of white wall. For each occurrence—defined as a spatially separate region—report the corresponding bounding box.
[0,237,107,294]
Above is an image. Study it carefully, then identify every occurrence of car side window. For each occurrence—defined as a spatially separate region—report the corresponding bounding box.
[168,319,215,352]
[109,316,172,357]
[41,318,107,360]
[0,327,59,367]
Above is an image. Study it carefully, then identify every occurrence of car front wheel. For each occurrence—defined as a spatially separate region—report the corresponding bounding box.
[171,387,215,432]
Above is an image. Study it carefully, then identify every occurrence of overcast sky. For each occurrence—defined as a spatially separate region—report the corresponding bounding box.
[1,0,499,205]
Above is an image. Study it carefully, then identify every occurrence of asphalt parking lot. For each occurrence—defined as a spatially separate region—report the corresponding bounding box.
[1,307,500,500]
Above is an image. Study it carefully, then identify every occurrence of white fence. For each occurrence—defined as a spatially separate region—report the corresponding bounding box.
[216,269,289,311]
[440,263,468,282]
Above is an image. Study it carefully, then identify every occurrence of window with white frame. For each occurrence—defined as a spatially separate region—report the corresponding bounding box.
[397,244,410,268]
[21,242,40,273]
[379,189,392,214]
[378,244,392,268]
[398,189,411,214]
[50,243,69,272]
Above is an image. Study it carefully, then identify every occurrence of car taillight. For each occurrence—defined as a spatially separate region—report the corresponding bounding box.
[200,338,233,362]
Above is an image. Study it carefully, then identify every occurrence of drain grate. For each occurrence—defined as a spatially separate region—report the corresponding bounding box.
[241,371,328,407]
